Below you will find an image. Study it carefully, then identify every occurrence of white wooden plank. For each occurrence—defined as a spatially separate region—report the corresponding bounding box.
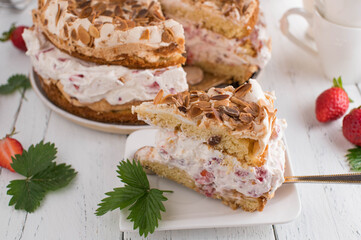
[125,226,275,240]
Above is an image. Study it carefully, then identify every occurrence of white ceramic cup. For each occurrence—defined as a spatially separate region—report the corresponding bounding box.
[280,8,361,84]
[315,0,361,28]
[302,0,315,38]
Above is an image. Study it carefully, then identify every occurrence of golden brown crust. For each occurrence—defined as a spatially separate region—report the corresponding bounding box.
[36,73,146,125]
[33,0,186,68]
[135,149,267,212]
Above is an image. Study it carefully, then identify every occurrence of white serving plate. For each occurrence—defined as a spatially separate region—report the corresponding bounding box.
[29,69,150,134]
[120,129,301,232]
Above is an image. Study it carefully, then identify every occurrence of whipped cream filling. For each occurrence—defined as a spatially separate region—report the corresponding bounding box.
[23,29,188,105]
[153,119,286,198]
[174,17,271,68]
[44,0,184,50]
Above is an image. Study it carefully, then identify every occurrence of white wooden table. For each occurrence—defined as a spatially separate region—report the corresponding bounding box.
[1,0,361,239]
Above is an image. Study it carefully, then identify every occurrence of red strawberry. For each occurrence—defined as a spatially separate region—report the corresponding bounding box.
[0,131,23,172]
[343,107,361,146]
[315,77,351,122]
[0,24,28,51]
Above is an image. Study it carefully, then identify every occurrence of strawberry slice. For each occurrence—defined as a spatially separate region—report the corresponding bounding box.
[0,134,23,172]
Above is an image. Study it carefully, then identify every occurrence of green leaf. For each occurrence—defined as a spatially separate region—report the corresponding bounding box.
[95,185,146,216]
[0,74,31,95]
[32,162,77,191]
[346,147,361,171]
[11,141,57,177]
[127,189,168,237]
[6,141,77,213]
[117,159,149,189]
[7,179,46,213]
[332,76,353,102]
[96,160,173,237]
[0,23,15,42]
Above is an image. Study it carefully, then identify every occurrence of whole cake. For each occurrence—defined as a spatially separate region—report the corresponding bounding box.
[159,0,271,83]
[133,80,286,211]
[24,0,188,124]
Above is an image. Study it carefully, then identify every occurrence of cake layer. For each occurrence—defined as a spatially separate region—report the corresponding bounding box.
[37,73,145,124]
[159,0,259,39]
[133,80,276,166]
[34,0,185,68]
[175,16,271,83]
[23,28,188,107]
[134,120,286,211]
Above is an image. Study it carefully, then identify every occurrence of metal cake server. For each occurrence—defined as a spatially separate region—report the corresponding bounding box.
[284,173,361,184]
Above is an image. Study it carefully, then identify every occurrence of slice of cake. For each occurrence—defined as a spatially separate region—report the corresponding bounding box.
[34,0,186,68]
[133,80,286,211]
[160,0,271,83]
[134,80,276,166]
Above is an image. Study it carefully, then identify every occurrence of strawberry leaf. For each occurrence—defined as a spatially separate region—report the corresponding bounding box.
[96,160,172,237]
[0,74,31,95]
[6,141,77,213]
[11,141,57,177]
[346,147,361,171]
[116,159,149,189]
[7,179,46,213]
[0,23,15,42]
[95,185,145,216]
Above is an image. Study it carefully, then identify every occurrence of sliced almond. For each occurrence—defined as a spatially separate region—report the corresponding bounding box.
[244,102,260,117]
[137,8,148,18]
[219,105,240,118]
[194,101,211,110]
[188,105,202,118]
[213,100,229,108]
[210,94,229,101]
[78,25,90,45]
[160,94,174,104]
[71,28,78,41]
[161,28,174,43]
[184,66,203,86]
[89,25,100,38]
[199,93,209,102]
[171,96,181,107]
[55,4,62,26]
[114,6,123,16]
[234,83,252,98]
[239,113,253,124]
[80,6,92,18]
[230,96,248,108]
[139,29,150,40]
[114,18,128,31]
[153,89,164,105]
[183,93,190,108]
[63,25,69,38]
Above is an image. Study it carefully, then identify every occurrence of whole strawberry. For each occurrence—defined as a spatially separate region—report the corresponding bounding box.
[343,107,361,146]
[0,130,23,172]
[315,77,351,122]
[0,23,28,51]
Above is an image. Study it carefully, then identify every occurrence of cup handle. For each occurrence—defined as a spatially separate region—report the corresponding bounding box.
[280,8,317,56]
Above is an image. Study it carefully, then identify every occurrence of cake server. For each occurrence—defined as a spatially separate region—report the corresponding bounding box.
[284,173,361,184]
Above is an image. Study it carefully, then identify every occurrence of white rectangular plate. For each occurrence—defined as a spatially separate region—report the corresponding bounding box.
[120,129,301,232]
